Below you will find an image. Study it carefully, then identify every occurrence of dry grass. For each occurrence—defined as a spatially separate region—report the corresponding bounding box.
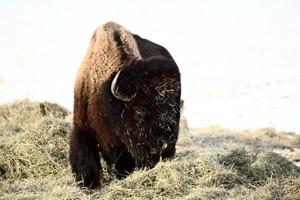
[189,125,300,148]
[189,125,300,165]
[1,100,300,200]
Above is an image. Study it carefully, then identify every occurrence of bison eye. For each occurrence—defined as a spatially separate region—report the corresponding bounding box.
[134,107,146,120]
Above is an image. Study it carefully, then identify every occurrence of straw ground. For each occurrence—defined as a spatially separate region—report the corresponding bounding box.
[1,100,300,199]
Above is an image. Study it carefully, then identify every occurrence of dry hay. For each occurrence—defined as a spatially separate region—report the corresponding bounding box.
[1,100,300,200]
[0,100,69,140]
[0,100,70,180]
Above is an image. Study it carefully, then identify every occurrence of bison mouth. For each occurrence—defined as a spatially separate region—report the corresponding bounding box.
[134,141,176,169]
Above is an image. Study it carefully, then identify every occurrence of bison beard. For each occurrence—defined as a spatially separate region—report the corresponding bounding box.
[69,22,181,188]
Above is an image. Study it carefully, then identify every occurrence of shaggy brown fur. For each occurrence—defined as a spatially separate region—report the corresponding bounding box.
[69,22,181,188]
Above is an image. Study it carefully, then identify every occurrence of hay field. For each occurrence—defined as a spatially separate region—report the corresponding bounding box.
[1,100,300,200]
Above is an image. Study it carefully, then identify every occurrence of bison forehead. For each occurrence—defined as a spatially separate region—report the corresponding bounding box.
[122,76,180,122]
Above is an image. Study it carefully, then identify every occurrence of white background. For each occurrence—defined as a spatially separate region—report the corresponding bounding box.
[1,0,300,133]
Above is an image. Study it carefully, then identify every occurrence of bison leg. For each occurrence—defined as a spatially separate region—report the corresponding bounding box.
[114,150,135,178]
[69,126,101,188]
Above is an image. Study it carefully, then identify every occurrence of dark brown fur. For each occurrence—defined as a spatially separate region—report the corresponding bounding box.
[69,22,181,188]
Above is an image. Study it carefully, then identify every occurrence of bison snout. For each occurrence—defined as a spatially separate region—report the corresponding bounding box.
[157,134,176,147]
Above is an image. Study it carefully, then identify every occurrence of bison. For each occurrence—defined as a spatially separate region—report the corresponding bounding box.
[69,22,181,188]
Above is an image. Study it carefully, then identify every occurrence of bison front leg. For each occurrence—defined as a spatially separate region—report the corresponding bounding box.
[114,149,135,178]
[69,126,101,188]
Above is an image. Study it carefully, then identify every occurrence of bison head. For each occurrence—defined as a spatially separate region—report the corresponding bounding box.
[111,57,181,168]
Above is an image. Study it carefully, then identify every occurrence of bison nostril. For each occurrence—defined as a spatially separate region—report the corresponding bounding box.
[157,138,163,146]
[169,134,176,143]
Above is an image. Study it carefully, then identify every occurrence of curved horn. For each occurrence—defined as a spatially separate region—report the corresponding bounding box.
[111,70,132,102]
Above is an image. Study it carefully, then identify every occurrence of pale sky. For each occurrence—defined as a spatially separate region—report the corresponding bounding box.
[1,0,300,132]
